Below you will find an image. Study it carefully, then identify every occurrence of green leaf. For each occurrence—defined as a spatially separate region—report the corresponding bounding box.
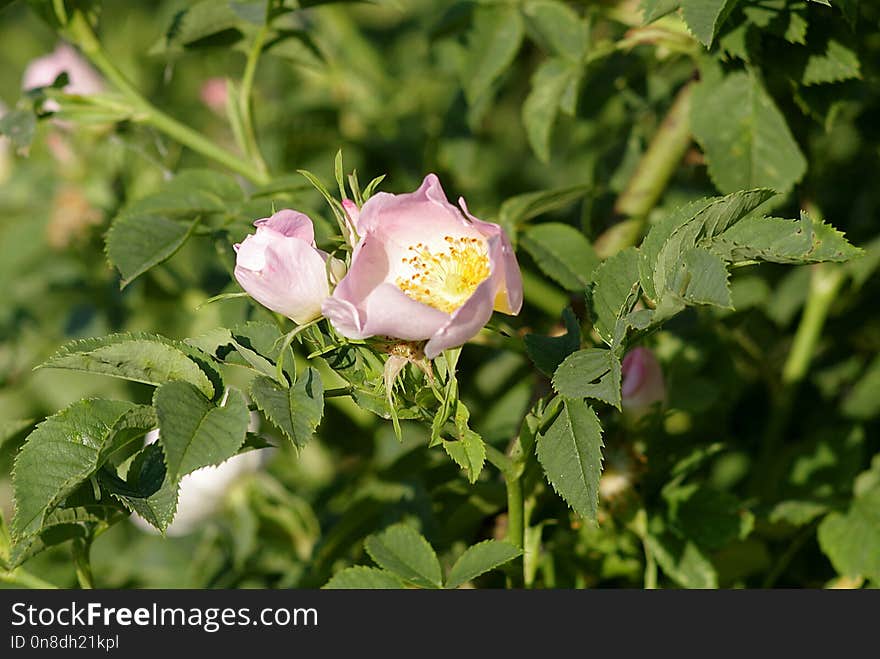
[803,40,861,86]
[0,419,34,452]
[640,0,680,24]
[461,5,524,106]
[446,540,523,589]
[0,108,36,153]
[498,184,590,241]
[323,566,407,589]
[675,247,733,308]
[364,523,443,588]
[99,443,179,533]
[591,247,640,344]
[818,485,880,583]
[664,483,752,549]
[42,333,216,399]
[525,307,581,377]
[640,189,774,303]
[552,348,622,409]
[709,211,861,265]
[523,1,588,61]
[691,71,807,195]
[106,214,199,288]
[250,368,324,449]
[11,399,151,538]
[155,382,249,482]
[842,355,880,420]
[522,57,579,162]
[679,0,738,47]
[646,532,718,588]
[537,398,604,521]
[520,223,599,291]
[150,0,244,55]
[442,429,486,484]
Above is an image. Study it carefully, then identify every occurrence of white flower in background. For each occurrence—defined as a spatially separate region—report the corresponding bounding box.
[132,414,269,537]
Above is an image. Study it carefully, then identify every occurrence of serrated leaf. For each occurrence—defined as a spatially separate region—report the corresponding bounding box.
[818,485,880,583]
[675,247,732,308]
[106,214,199,288]
[11,399,151,538]
[442,429,486,484]
[525,307,581,377]
[323,566,407,589]
[155,382,249,482]
[462,5,524,106]
[0,419,34,451]
[150,0,244,55]
[803,40,861,86]
[250,368,324,449]
[364,523,443,588]
[446,540,522,589]
[640,189,774,304]
[520,222,598,291]
[552,349,622,409]
[99,443,179,533]
[591,247,640,344]
[522,57,579,162]
[691,71,807,195]
[640,0,680,24]
[537,398,604,521]
[42,333,216,398]
[709,211,860,264]
[679,0,738,47]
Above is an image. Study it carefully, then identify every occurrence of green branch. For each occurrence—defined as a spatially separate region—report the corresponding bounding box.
[66,11,270,185]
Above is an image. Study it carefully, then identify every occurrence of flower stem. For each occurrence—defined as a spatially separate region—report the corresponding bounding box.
[66,11,270,185]
[239,23,270,179]
[0,567,59,589]
[72,536,94,589]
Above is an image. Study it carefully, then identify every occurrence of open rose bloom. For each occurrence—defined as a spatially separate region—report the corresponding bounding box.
[323,174,523,358]
[234,210,343,325]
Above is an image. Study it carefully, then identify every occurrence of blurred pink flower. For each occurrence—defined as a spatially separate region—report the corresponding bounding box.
[323,174,523,359]
[199,77,228,115]
[621,347,666,411]
[22,43,104,110]
[234,210,345,325]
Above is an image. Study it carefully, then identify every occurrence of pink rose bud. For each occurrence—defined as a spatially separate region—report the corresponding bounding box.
[234,210,342,324]
[322,173,523,359]
[22,43,105,111]
[621,347,666,411]
[199,77,228,115]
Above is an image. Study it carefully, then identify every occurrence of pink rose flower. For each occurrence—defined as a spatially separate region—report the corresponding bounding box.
[199,77,228,115]
[234,210,343,325]
[621,347,666,411]
[22,43,105,111]
[322,174,523,359]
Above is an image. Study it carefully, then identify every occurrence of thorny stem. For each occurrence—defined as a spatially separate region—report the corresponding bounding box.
[66,11,271,185]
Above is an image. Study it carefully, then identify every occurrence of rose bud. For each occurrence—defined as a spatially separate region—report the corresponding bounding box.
[322,174,523,359]
[234,209,344,325]
[22,43,105,111]
[621,347,666,412]
[199,76,228,115]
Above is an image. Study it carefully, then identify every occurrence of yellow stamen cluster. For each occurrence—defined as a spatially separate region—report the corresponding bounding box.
[396,235,490,313]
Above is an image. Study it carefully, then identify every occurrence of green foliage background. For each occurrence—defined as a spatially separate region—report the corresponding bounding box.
[0,0,878,588]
